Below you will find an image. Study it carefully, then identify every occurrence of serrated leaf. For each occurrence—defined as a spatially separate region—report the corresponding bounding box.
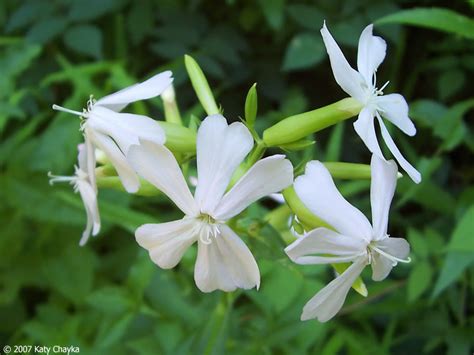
[283,33,325,71]
[376,7,474,40]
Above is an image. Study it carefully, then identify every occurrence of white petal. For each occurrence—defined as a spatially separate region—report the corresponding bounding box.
[96,71,173,112]
[194,224,259,292]
[194,115,253,214]
[301,257,367,322]
[77,180,100,246]
[285,227,367,265]
[127,140,198,216]
[375,94,416,136]
[213,155,293,220]
[376,115,421,184]
[357,24,387,85]
[84,135,97,191]
[87,129,139,193]
[88,106,166,154]
[371,237,410,281]
[353,107,384,159]
[320,23,367,102]
[136,218,198,269]
[370,155,398,241]
[294,161,373,241]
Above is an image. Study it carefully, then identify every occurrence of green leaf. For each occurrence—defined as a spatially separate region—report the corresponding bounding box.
[447,205,474,252]
[407,261,432,302]
[431,252,474,298]
[86,287,133,315]
[26,17,68,44]
[376,8,474,40]
[63,25,103,59]
[438,69,465,101]
[244,83,258,128]
[68,0,121,21]
[258,0,286,30]
[282,33,325,71]
[287,5,325,30]
[42,246,96,303]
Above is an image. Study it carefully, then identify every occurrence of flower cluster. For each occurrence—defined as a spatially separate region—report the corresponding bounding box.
[49,23,420,322]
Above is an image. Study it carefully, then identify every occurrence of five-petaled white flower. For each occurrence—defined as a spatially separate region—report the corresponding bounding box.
[49,137,100,246]
[52,71,173,193]
[128,114,294,292]
[321,23,421,184]
[285,155,410,322]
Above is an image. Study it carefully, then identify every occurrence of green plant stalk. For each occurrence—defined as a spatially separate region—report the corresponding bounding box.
[163,87,183,125]
[228,141,266,188]
[184,54,220,115]
[96,176,160,196]
[324,162,371,179]
[263,97,362,146]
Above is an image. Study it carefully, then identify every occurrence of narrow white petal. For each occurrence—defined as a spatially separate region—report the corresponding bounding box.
[375,94,416,136]
[87,129,139,193]
[84,135,97,191]
[88,106,166,154]
[370,155,398,241]
[136,218,198,269]
[128,141,198,216]
[353,107,384,159]
[376,116,421,184]
[194,115,253,214]
[294,161,373,241]
[194,224,259,292]
[357,24,387,85]
[371,237,410,281]
[96,71,173,112]
[285,228,367,265]
[320,23,367,102]
[301,257,367,322]
[214,155,293,220]
[77,180,100,246]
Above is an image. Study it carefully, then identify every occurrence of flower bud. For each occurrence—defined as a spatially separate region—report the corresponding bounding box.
[263,97,362,146]
[184,55,220,115]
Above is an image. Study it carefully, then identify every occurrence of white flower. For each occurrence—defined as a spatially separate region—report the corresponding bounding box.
[128,114,294,292]
[49,137,100,246]
[285,155,410,322]
[321,23,421,184]
[52,71,173,193]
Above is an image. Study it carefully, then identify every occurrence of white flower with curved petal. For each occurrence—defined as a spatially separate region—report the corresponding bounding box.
[285,155,410,322]
[128,114,294,292]
[321,23,421,184]
[52,71,173,193]
[48,136,100,246]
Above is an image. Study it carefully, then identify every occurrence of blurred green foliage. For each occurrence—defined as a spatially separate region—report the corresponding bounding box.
[1,0,473,354]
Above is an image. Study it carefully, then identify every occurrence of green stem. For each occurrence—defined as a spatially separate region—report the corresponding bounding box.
[162,86,183,125]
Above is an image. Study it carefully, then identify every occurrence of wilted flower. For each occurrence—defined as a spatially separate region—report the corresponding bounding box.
[52,71,173,192]
[285,155,410,322]
[48,137,100,246]
[321,23,421,183]
[128,114,294,292]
